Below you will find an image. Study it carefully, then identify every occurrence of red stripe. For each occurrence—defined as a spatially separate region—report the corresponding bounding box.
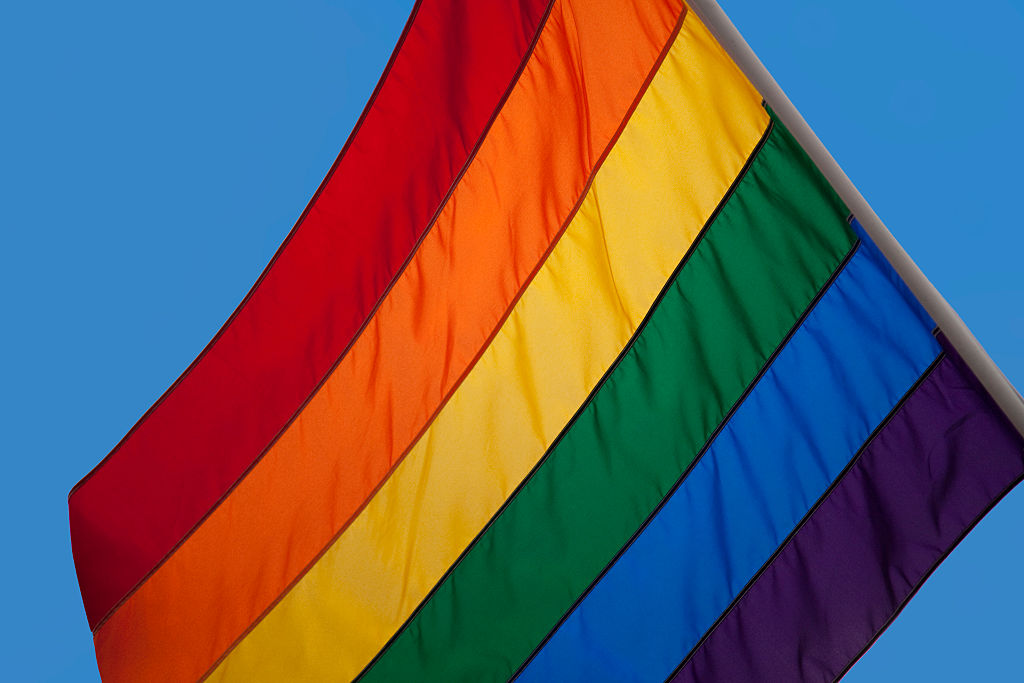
[69,0,551,629]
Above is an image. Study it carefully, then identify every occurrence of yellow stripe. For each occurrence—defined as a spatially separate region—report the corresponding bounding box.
[212,12,768,681]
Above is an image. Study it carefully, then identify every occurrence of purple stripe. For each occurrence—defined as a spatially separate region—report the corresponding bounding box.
[672,340,1024,683]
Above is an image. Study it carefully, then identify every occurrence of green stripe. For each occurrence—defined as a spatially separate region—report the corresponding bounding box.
[359,114,855,682]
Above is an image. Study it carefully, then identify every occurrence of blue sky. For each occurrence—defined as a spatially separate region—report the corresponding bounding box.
[1,1,1020,680]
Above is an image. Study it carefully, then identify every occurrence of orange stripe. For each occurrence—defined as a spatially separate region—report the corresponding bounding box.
[94,1,684,681]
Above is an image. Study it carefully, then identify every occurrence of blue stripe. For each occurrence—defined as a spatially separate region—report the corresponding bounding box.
[516,220,939,682]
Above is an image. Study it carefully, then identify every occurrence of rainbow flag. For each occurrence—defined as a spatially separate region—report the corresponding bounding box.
[70,1,1024,681]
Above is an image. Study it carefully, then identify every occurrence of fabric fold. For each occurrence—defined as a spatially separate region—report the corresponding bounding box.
[517,221,940,682]
[70,0,552,630]
[93,1,684,681]
[210,10,761,682]
[671,339,1024,683]
[358,114,854,682]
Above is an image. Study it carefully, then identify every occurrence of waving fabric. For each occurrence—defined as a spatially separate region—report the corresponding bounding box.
[72,2,1024,682]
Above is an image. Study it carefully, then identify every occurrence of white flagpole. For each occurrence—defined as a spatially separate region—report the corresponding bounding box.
[687,0,1024,437]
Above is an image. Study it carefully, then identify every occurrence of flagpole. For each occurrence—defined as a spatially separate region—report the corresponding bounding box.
[687,0,1024,437]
